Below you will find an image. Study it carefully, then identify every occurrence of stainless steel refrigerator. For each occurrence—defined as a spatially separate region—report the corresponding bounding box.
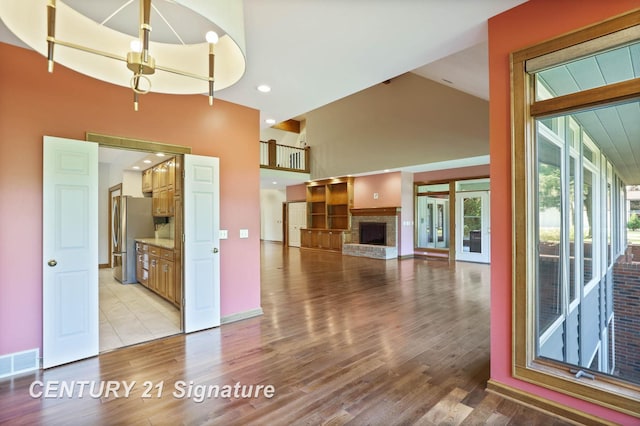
[112,196,154,283]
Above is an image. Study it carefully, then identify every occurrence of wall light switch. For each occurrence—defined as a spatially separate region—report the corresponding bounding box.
[219,230,228,239]
[240,229,249,239]
[373,192,379,199]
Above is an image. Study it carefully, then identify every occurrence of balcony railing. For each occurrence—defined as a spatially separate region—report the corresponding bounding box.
[260,139,310,173]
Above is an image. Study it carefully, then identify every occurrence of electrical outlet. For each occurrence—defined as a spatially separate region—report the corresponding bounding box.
[240,229,249,238]
[219,230,228,239]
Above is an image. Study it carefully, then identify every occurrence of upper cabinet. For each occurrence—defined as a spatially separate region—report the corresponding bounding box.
[142,168,153,194]
[144,157,176,217]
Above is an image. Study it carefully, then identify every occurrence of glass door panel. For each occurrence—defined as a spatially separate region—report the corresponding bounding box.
[416,196,449,250]
[456,191,490,263]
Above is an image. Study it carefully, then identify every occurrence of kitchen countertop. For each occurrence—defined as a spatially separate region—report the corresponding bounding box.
[135,238,175,250]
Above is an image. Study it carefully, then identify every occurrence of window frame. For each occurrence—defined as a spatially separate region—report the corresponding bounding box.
[511,10,640,416]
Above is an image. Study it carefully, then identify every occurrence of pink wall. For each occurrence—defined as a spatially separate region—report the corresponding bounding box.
[413,164,489,183]
[489,1,639,423]
[353,172,402,208]
[0,43,261,356]
[286,183,307,201]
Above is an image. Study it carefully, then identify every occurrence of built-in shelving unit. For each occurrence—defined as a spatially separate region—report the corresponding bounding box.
[301,177,354,251]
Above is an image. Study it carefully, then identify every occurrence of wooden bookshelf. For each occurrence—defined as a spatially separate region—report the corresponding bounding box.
[302,177,354,251]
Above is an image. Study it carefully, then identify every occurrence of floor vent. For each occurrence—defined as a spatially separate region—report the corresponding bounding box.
[0,349,40,378]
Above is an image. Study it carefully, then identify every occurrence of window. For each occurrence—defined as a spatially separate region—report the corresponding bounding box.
[512,11,640,416]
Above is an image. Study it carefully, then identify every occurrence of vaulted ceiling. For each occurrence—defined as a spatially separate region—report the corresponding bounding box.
[0,0,526,126]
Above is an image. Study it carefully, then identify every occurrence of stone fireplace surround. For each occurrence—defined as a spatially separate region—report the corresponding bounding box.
[343,207,399,259]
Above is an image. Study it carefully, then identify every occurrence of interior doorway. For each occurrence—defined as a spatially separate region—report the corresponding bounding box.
[99,147,182,352]
[43,135,220,367]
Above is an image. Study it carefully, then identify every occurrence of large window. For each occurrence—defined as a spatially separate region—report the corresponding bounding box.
[512,11,640,416]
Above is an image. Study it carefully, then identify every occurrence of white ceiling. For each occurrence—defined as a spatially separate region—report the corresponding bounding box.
[220,0,519,125]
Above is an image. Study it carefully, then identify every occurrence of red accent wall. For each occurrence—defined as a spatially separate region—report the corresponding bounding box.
[0,43,261,355]
[489,1,639,423]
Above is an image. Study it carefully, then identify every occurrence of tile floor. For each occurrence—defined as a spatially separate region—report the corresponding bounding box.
[99,268,181,352]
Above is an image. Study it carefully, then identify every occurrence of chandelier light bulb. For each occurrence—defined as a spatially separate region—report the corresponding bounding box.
[205,31,219,44]
[130,39,142,53]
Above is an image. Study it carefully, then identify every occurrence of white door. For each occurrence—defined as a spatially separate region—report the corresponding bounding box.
[183,154,220,333]
[288,202,306,247]
[456,191,490,263]
[43,136,99,368]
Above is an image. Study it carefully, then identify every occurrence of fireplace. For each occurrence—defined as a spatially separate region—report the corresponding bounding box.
[344,208,398,259]
[359,222,387,246]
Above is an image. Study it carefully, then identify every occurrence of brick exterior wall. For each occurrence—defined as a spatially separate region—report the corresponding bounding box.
[613,254,640,383]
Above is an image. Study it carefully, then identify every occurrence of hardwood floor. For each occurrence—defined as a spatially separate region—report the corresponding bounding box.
[0,242,572,425]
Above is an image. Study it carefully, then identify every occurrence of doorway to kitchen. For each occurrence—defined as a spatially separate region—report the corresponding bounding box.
[43,135,220,368]
[99,147,182,352]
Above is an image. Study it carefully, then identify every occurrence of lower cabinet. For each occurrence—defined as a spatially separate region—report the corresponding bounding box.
[148,254,158,293]
[135,242,148,287]
[136,242,180,308]
[300,229,348,251]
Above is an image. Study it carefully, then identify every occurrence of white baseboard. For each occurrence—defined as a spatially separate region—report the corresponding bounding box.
[221,308,264,324]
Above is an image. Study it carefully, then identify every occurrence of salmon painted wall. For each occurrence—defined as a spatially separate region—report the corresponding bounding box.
[353,172,402,208]
[0,43,261,356]
[489,1,639,423]
[286,183,306,202]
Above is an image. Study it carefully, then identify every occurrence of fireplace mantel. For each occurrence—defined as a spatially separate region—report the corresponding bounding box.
[350,207,400,216]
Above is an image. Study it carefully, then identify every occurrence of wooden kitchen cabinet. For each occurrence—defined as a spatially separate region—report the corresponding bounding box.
[160,258,174,303]
[149,157,176,217]
[142,168,153,194]
[148,254,158,293]
[135,242,149,287]
[139,243,179,307]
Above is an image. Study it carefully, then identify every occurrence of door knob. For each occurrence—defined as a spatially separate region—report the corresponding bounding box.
[47,259,57,267]
[212,248,219,253]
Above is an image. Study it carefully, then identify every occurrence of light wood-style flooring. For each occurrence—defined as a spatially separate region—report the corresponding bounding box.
[99,268,180,352]
[0,242,572,425]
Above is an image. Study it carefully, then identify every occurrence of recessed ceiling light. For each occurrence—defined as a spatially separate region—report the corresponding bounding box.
[132,166,140,170]
[257,84,271,93]
[143,159,152,164]
[272,181,278,185]
[156,153,165,157]
[265,118,276,125]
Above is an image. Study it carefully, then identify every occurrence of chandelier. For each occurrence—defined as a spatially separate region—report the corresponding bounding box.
[0,0,247,111]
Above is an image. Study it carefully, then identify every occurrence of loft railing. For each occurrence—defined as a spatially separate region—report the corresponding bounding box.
[260,139,310,173]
